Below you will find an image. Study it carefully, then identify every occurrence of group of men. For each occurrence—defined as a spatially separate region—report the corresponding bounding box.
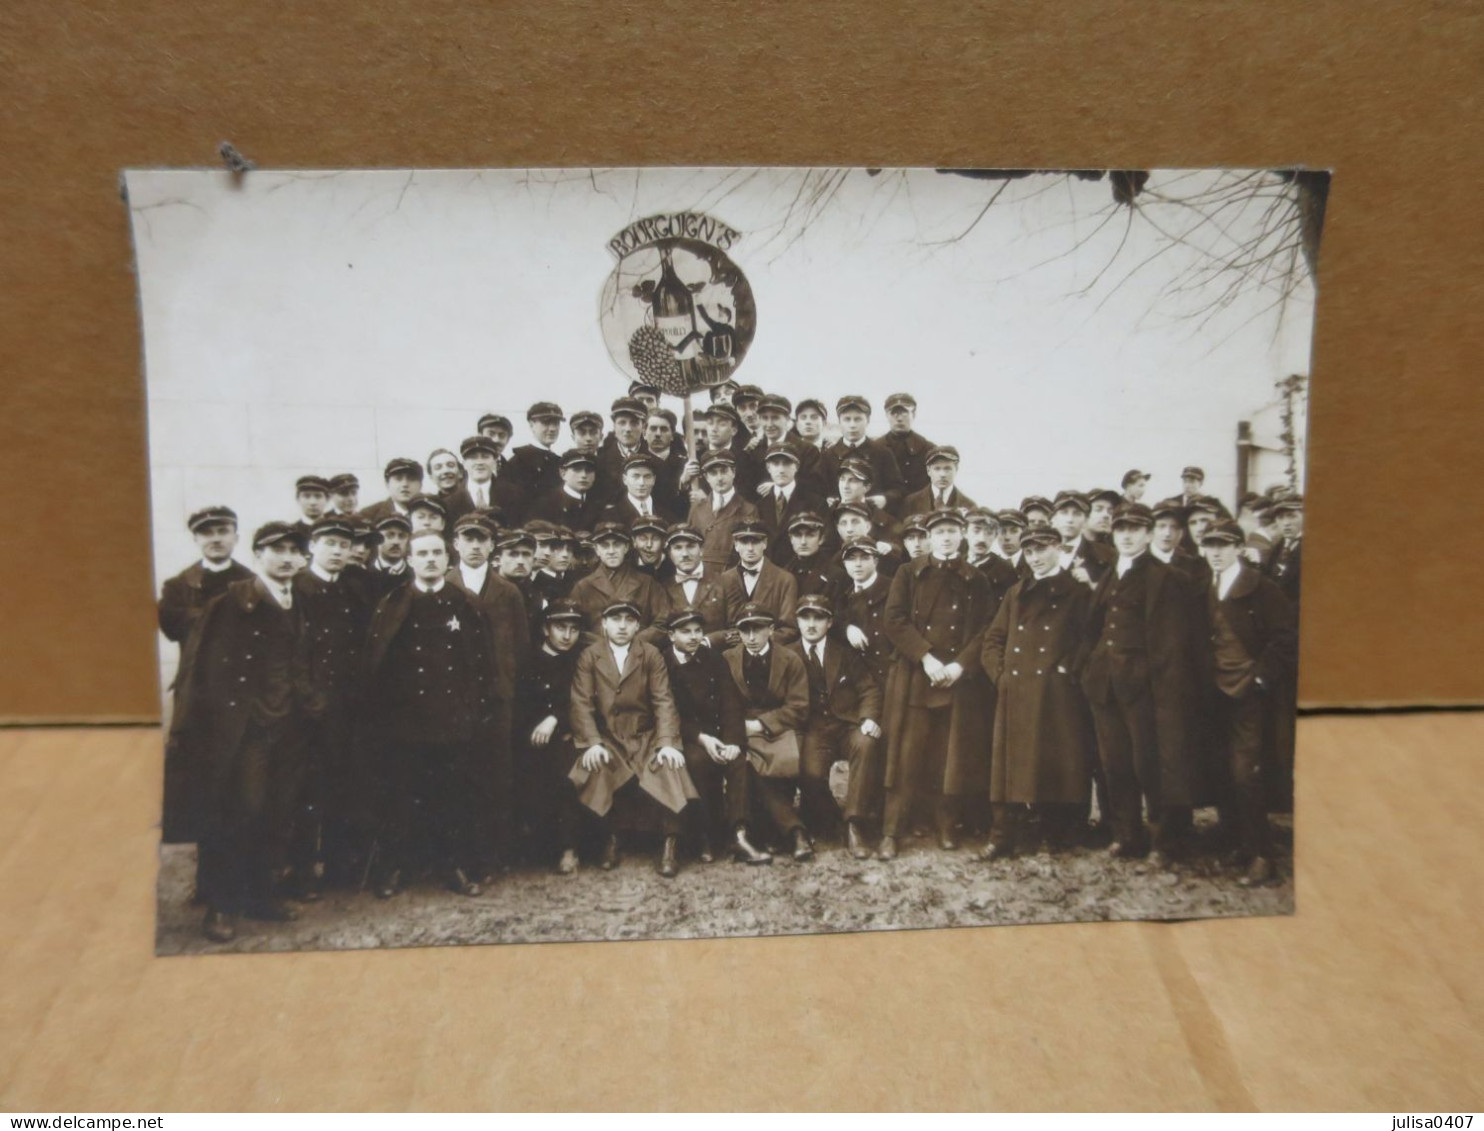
[159,381,1304,943]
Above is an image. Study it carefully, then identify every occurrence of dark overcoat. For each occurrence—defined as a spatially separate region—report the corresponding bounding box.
[1206,564,1299,812]
[569,563,672,646]
[168,577,307,841]
[834,572,895,688]
[158,559,255,644]
[567,640,696,816]
[723,644,810,738]
[1081,555,1208,808]
[981,570,1095,805]
[881,555,994,795]
[719,559,800,644]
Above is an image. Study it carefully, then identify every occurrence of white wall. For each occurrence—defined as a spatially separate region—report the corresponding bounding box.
[129,166,1316,678]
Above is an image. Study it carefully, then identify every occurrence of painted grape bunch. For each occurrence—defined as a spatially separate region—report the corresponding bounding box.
[627,323,688,395]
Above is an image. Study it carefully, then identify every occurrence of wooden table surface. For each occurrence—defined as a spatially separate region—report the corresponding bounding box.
[1,713,1480,1112]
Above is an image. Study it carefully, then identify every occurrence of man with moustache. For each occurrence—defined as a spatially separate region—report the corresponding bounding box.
[660,523,731,646]
[367,514,414,597]
[569,520,672,646]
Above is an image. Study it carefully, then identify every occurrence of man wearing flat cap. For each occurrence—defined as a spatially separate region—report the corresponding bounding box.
[457,433,521,523]
[158,506,256,648]
[1050,490,1115,587]
[514,599,587,873]
[660,523,731,646]
[880,392,939,501]
[526,448,605,534]
[755,440,829,561]
[1200,519,1297,884]
[327,474,360,516]
[719,517,799,647]
[158,506,257,844]
[506,402,567,505]
[568,599,697,878]
[595,397,652,505]
[993,510,1034,580]
[366,514,414,598]
[791,593,884,858]
[878,509,995,859]
[723,603,816,862]
[688,448,760,572]
[1080,502,1207,867]
[569,520,672,646]
[356,458,425,525]
[661,605,770,865]
[979,525,1097,860]
[1262,495,1304,609]
[602,451,681,527]
[902,445,976,516]
[1121,469,1151,506]
[293,475,333,537]
[363,527,499,898]
[476,412,515,458]
[168,521,309,943]
[284,516,374,898]
[820,395,907,516]
[776,511,836,600]
[1179,466,1206,508]
[789,397,830,461]
[751,394,828,499]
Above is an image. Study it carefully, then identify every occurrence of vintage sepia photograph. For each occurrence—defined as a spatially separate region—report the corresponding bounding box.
[126,166,1321,954]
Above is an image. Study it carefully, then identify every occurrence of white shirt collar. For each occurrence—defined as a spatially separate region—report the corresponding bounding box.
[745,644,771,659]
[201,558,234,573]
[260,576,293,608]
[310,563,338,583]
[854,574,878,592]
[563,485,586,500]
[1060,535,1083,558]
[775,483,794,502]
[713,489,734,509]
[415,578,446,594]
[1031,564,1063,580]
[608,641,631,669]
[805,638,827,660]
[460,561,489,588]
[627,494,653,515]
[1151,545,1175,563]
[1215,560,1244,599]
[1115,551,1146,578]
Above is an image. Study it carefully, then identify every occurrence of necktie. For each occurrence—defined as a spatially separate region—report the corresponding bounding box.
[775,493,786,524]
[807,644,826,704]
[478,484,488,508]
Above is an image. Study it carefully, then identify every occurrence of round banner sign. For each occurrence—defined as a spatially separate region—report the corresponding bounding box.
[598,213,757,395]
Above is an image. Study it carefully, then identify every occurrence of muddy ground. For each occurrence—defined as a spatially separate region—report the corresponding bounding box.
[156,815,1293,955]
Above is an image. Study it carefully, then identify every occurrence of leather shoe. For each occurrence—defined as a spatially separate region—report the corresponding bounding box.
[451,868,482,897]
[557,849,579,875]
[876,835,898,861]
[243,899,299,923]
[846,821,871,861]
[1147,849,1173,871]
[938,829,960,851]
[980,841,1013,863]
[1239,856,1275,887]
[792,828,814,862]
[658,835,679,879]
[202,908,236,942]
[732,829,772,865]
[697,837,715,865]
[601,834,620,871]
[374,870,402,900]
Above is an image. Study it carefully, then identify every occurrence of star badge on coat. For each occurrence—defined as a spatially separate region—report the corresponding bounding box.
[446,615,461,632]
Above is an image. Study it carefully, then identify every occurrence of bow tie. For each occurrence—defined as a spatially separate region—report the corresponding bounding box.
[677,572,702,583]
[742,567,761,577]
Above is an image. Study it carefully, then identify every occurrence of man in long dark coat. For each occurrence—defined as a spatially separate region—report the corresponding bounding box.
[505,402,567,517]
[514,598,586,873]
[1199,520,1298,883]
[168,521,310,942]
[288,516,373,895]
[878,392,938,505]
[158,505,256,843]
[819,395,907,516]
[878,509,994,859]
[445,512,528,871]
[363,529,499,898]
[1263,495,1304,609]
[1080,503,1207,866]
[979,526,1096,859]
